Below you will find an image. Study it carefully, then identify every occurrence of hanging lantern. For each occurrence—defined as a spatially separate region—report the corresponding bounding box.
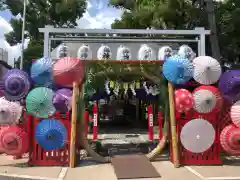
[218,70,240,103]
[53,88,72,113]
[97,45,112,60]
[116,45,132,60]
[220,124,240,155]
[26,87,56,118]
[163,55,193,85]
[0,126,29,156]
[193,86,222,114]
[193,56,222,85]
[53,57,84,87]
[3,69,31,101]
[30,57,54,87]
[180,119,215,153]
[175,89,194,113]
[77,44,92,60]
[158,46,173,61]
[138,44,156,60]
[35,119,67,151]
[230,100,240,127]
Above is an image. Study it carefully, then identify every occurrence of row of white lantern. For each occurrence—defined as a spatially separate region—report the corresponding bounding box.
[56,44,195,61]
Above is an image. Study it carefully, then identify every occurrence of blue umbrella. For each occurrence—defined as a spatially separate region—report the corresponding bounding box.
[163,55,193,84]
[35,119,67,151]
[30,57,54,87]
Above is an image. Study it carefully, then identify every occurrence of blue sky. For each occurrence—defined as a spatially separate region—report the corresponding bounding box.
[0,0,123,65]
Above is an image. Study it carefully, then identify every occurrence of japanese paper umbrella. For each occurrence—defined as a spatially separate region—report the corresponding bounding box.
[163,55,193,85]
[178,45,194,60]
[0,126,29,156]
[175,89,194,113]
[218,70,240,102]
[180,119,215,153]
[31,57,54,87]
[26,87,56,118]
[193,56,222,85]
[52,88,72,112]
[230,100,240,127]
[0,98,23,125]
[193,86,222,114]
[3,69,31,101]
[53,57,84,87]
[35,119,67,151]
[220,124,240,155]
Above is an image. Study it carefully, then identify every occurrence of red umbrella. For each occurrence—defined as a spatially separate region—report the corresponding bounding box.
[220,124,240,155]
[0,126,29,156]
[175,89,194,113]
[230,100,240,128]
[193,86,222,114]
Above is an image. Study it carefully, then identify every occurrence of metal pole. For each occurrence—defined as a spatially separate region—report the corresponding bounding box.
[20,0,27,70]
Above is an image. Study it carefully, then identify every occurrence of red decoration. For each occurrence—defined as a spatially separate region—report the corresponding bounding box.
[0,126,29,156]
[53,57,84,87]
[175,89,194,113]
[220,124,240,155]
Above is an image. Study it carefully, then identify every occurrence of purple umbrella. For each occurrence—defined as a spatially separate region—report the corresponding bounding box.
[3,69,31,101]
[53,88,72,112]
[218,70,240,102]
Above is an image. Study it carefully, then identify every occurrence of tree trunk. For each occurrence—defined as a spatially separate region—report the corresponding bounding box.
[204,0,221,63]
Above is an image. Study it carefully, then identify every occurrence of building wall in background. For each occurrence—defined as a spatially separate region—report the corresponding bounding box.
[0,48,8,63]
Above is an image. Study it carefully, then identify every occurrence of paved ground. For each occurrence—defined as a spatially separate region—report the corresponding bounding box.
[0,154,239,180]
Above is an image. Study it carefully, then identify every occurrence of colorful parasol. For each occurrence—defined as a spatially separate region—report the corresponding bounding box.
[30,57,54,87]
[53,57,84,87]
[138,44,156,60]
[97,44,112,60]
[77,44,92,60]
[220,124,240,155]
[3,69,31,101]
[116,45,132,60]
[193,86,222,114]
[175,89,194,113]
[26,87,56,118]
[53,88,72,112]
[180,119,215,153]
[193,56,222,85]
[158,46,173,61]
[0,98,23,125]
[35,119,67,151]
[230,100,240,127]
[218,70,240,102]
[162,55,193,84]
[178,45,194,60]
[0,126,29,156]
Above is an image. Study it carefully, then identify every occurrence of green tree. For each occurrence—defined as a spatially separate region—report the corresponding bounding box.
[3,0,87,68]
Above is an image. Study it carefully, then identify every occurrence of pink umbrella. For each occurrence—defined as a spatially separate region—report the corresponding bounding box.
[220,124,240,155]
[230,100,240,127]
[175,89,194,113]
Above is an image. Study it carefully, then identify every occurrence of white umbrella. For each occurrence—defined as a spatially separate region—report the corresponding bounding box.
[193,56,222,85]
[116,45,132,60]
[193,89,217,113]
[178,45,194,60]
[77,44,92,60]
[158,46,173,61]
[180,119,215,153]
[138,44,156,60]
[230,100,240,127]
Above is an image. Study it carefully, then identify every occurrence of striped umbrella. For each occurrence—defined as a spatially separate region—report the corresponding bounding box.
[30,57,54,87]
[3,69,31,101]
[0,126,29,156]
[35,119,67,151]
[180,119,215,153]
[193,86,222,114]
[26,87,56,118]
[220,124,240,155]
[0,98,23,125]
[53,88,72,112]
[218,70,240,103]
[230,100,240,127]
[193,56,222,85]
[175,89,194,113]
[163,55,193,84]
